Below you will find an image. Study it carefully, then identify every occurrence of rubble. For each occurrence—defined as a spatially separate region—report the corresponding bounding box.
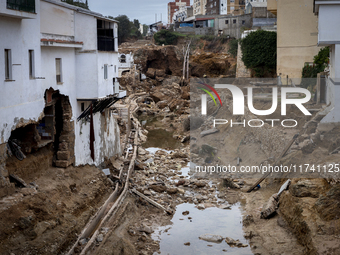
[199,234,224,243]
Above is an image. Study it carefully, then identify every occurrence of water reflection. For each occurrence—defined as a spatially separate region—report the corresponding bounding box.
[152,203,253,255]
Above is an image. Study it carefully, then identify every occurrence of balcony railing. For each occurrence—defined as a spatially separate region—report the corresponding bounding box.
[97,36,115,52]
[7,0,35,13]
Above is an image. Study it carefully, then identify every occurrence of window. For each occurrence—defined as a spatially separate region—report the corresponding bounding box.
[55,58,62,84]
[120,54,126,63]
[6,0,35,13]
[81,103,85,112]
[225,20,229,24]
[104,64,108,79]
[4,49,12,80]
[242,20,245,25]
[29,50,34,79]
[233,19,236,24]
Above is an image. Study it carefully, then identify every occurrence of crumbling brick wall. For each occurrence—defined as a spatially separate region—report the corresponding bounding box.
[55,96,75,168]
[0,144,14,198]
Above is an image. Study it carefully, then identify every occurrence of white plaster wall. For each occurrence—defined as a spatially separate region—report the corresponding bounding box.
[40,1,74,36]
[75,52,98,99]
[41,47,77,97]
[318,5,340,44]
[97,52,118,98]
[74,12,96,50]
[114,23,118,51]
[0,1,44,144]
[74,106,121,166]
[321,44,340,123]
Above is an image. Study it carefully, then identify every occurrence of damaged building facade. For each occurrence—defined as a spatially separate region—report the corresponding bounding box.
[0,0,123,195]
[314,0,340,127]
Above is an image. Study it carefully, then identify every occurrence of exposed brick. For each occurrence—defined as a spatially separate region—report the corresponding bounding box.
[59,141,68,151]
[55,160,71,168]
[59,135,71,142]
[57,151,70,160]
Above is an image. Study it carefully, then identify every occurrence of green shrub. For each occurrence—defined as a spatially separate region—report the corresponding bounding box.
[228,39,238,57]
[154,30,180,45]
[240,30,277,77]
[301,47,329,88]
[201,35,215,41]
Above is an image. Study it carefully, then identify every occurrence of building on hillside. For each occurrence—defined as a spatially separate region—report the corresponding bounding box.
[193,0,207,15]
[230,0,246,14]
[0,0,124,195]
[220,0,229,14]
[267,0,320,84]
[206,0,220,15]
[168,0,190,24]
[215,13,252,38]
[148,21,164,35]
[173,6,193,23]
[314,0,340,126]
[245,0,267,5]
[245,2,276,28]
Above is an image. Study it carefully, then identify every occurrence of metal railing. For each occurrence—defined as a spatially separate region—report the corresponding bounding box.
[6,0,35,13]
[97,36,115,52]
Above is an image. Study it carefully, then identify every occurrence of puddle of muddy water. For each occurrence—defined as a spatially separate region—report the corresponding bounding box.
[152,203,253,255]
[142,128,181,150]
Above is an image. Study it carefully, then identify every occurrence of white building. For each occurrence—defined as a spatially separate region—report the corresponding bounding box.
[314,0,340,128]
[0,0,123,188]
[220,0,228,15]
[173,6,193,23]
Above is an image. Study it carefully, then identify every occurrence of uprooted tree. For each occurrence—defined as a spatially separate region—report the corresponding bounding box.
[240,30,277,77]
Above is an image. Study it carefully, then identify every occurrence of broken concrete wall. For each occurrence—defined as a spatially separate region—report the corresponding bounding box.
[75,108,121,166]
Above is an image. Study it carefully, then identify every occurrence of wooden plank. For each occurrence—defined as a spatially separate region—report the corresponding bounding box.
[79,128,139,255]
[132,189,173,215]
[200,128,219,137]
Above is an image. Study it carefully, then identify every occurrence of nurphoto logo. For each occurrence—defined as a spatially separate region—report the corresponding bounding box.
[199,84,312,128]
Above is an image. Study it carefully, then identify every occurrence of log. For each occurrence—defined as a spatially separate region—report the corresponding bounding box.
[132,189,173,215]
[260,193,279,219]
[200,128,219,137]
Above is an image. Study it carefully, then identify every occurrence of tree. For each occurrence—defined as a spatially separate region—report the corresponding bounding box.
[301,47,329,88]
[313,47,329,71]
[133,19,140,29]
[114,15,132,44]
[240,30,277,77]
[143,24,149,36]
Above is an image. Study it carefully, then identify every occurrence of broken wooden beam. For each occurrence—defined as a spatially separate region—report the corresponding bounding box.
[247,134,299,193]
[9,174,27,188]
[200,128,219,137]
[132,189,173,215]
